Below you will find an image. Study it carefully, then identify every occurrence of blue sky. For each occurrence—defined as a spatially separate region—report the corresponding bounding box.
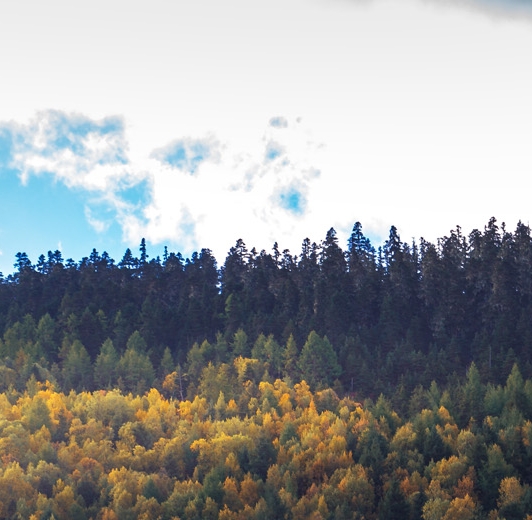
[0,0,531,276]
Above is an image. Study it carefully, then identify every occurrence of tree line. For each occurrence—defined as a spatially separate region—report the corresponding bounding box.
[2,218,532,397]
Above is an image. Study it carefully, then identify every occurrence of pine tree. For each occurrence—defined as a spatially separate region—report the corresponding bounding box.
[94,338,119,389]
[297,331,341,389]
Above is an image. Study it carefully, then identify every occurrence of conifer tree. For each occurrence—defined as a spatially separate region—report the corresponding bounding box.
[94,338,119,389]
[297,331,341,389]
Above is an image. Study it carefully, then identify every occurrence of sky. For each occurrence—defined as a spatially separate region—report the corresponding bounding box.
[0,0,531,276]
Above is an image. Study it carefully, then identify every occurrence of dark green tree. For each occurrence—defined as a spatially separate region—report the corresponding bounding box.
[117,343,155,394]
[94,338,119,389]
[61,339,93,391]
[378,479,410,520]
[297,331,341,389]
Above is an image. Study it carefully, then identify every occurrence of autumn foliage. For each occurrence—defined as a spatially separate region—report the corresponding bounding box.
[1,363,532,519]
[4,219,532,517]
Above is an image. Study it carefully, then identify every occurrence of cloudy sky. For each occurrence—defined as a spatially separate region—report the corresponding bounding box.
[0,0,531,275]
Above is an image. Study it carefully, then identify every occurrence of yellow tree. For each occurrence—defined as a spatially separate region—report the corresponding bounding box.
[442,495,477,520]
[0,462,37,518]
[496,476,530,519]
[52,482,79,520]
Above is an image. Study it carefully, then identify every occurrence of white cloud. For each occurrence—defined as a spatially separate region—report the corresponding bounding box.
[5,111,133,191]
[0,0,531,264]
[264,141,285,163]
[1,106,326,258]
[269,117,289,129]
[151,136,221,174]
[118,116,325,258]
[85,207,109,234]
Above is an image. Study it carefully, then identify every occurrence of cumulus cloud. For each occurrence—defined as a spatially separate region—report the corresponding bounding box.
[151,136,221,174]
[276,184,308,216]
[0,110,152,243]
[264,141,285,162]
[1,0,531,276]
[2,109,323,259]
[118,115,324,258]
[85,206,109,234]
[0,110,134,192]
[269,116,289,129]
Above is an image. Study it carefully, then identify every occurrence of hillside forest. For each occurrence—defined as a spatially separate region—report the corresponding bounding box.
[2,218,532,518]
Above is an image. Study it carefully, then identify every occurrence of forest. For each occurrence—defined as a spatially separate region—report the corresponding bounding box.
[2,217,532,518]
